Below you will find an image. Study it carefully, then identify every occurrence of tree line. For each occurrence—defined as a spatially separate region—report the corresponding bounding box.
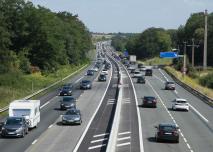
[111,11,213,67]
[0,0,92,74]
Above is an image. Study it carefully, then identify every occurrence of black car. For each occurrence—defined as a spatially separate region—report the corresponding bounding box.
[145,69,153,76]
[60,96,76,110]
[137,76,145,84]
[86,70,94,76]
[62,108,82,125]
[1,117,28,138]
[80,80,92,89]
[98,74,107,81]
[59,86,73,96]
[142,96,157,108]
[138,63,143,68]
[155,123,179,143]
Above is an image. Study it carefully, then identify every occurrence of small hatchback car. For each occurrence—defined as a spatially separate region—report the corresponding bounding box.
[1,117,29,138]
[62,108,82,125]
[155,123,179,143]
[165,81,175,90]
[142,96,157,108]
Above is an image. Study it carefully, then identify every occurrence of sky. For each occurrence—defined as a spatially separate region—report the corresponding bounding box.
[29,0,213,33]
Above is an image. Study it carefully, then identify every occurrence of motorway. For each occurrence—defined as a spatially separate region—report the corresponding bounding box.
[0,43,212,152]
[132,66,213,152]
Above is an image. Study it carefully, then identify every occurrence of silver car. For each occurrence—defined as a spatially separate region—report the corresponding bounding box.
[62,109,82,125]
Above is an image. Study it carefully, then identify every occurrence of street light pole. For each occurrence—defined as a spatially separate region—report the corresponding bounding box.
[183,41,187,75]
[203,9,208,69]
[187,38,199,68]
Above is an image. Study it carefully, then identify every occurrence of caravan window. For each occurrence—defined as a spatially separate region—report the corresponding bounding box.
[13,109,31,117]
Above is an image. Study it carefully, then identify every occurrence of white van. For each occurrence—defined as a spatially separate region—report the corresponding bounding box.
[9,100,40,128]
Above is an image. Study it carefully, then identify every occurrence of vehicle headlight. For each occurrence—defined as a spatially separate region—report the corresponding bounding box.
[69,91,72,93]
[1,127,5,130]
[16,127,23,132]
[87,85,90,87]
[62,117,67,120]
[74,117,80,121]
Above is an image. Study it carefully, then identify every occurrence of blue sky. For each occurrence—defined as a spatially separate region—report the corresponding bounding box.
[30,0,213,33]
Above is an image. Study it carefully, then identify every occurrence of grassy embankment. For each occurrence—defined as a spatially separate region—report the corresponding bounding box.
[0,49,96,117]
[143,57,213,99]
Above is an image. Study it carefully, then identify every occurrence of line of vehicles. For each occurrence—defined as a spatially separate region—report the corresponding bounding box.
[0,51,111,138]
[118,54,189,143]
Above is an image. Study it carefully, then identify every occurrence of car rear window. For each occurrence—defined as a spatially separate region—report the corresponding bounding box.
[160,126,176,131]
[144,96,155,100]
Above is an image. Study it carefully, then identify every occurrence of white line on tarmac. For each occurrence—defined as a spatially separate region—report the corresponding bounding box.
[73,59,113,152]
[93,133,109,138]
[40,101,50,109]
[74,76,84,84]
[147,80,194,152]
[32,139,38,145]
[117,136,131,141]
[156,70,209,123]
[124,65,144,152]
[48,124,53,129]
[88,144,106,150]
[117,142,131,147]
[118,132,131,136]
[91,138,108,143]
[189,103,209,123]
[154,75,165,83]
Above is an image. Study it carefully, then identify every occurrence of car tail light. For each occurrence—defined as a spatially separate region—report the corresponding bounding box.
[173,131,178,136]
[159,131,164,135]
[153,99,157,103]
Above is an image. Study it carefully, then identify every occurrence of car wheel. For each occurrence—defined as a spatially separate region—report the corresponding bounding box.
[26,128,29,134]
[21,131,25,138]
[176,138,179,143]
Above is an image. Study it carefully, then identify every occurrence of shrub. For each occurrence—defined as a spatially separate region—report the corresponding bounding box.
[199,72,213,89]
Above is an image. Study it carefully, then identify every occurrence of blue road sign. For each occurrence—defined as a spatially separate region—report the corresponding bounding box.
[160,52,178,58]
[123,50,129,57]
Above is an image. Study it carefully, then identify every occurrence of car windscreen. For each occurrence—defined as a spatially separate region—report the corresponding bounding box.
[66,110,79,115]
[6,118,23,125]
[160,126,176,132]
[167,82,175,84]
[82,80,90,84]
[177,100,187,103]
[12,109,31,117]
[144,97,155,101]
[63,97,75,102]
[62,86,71,90]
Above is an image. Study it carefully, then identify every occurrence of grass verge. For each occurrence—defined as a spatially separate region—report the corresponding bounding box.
[0,63,89,109]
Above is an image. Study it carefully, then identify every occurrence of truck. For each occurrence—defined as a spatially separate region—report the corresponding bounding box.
[129,55,136,64]
[9,100,40,128]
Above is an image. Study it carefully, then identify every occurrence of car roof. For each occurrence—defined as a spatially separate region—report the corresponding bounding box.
[144,96,156,98]
[159,123,177,127]
[175,98,187,102]
[82,80,90,82]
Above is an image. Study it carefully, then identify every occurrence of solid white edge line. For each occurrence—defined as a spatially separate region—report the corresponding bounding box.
[147,80,194,152]
[123,64,144,152]
[73,56,113,152]
[106,54,123,152]
[158,69,209,123]
[48,124,53,129]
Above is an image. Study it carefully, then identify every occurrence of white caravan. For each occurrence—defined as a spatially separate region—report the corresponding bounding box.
[9,100,40,128]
